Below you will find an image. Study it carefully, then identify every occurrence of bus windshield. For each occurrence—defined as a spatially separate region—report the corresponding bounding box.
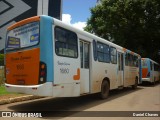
[6,21,39,50]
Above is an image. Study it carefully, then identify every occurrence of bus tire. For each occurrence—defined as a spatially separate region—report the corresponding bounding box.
[132,78,138,89]
[152,77,156,85]
[100,80,110,99]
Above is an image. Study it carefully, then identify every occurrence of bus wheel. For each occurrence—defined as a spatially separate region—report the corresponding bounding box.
[152,77,156,85]
[132,78,138,89]
[100,80,110,99]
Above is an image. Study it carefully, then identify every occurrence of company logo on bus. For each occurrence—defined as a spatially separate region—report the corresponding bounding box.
[30,33,39,42]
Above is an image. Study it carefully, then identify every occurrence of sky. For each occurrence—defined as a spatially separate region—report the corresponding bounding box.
[62,0,97,30]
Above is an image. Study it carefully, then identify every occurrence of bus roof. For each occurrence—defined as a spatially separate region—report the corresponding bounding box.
[142,58,160,65]
[6,15,140,57]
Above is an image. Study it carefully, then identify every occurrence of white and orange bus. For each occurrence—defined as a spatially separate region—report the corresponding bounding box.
[141,58,160,84]
[5,15,141,99]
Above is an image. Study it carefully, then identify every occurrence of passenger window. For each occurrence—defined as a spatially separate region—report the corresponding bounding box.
[97,42,110,63]
[125,53,128,66]
[80,42,83,68]
[93,40,97,61]
[134,56,138,67]
[55,27,78,58]
[110,47,117,64]
[84,43,89,68]
[150,62,152,70]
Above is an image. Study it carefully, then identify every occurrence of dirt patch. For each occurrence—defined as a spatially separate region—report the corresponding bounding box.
[0,94,26,100]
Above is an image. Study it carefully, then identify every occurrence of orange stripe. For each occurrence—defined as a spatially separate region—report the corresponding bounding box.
[73,68,80,80]
[7,16,40,31]
[122,48,127,52]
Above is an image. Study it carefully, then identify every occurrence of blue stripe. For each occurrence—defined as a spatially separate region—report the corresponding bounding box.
[40,15,54,82]
[139,57,142,83]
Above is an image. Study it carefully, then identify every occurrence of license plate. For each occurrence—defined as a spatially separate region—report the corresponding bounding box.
[17,80,25,85]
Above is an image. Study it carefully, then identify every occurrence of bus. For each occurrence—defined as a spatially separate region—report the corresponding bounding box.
[5,15,141,99]
[141,58,160,84]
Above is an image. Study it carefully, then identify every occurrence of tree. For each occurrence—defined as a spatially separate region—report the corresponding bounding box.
[85,0,160,62]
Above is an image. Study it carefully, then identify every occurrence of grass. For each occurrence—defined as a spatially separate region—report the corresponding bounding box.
[0,85,14,95]
[0,85,26,100]
[0,85,18,95]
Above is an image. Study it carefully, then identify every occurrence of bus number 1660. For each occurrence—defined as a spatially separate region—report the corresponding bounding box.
[60,68,69,74]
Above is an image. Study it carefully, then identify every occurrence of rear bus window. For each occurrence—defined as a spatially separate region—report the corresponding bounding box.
[142,60,147,68]
[55,27,78,58]
[6,22,39,50]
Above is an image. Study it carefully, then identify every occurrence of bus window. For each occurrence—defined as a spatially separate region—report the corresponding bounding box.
[6,22,39,50]
[84,43,89,68]
[97,43,103,62]
[131,55,134,66]
[80,41,83,68]
[150,62,152,70]
[154,64,159,71]
[121,54,124,70]
[128,53,132,66]
[133,56,138,67]
[93,40,97,61]
[125,53,128,66]
[97,42,110,63]
[142,59,147,68]
[55,26,78,58]
[118,53,124,70]
[104,44,110,63]
[110,47,117,64]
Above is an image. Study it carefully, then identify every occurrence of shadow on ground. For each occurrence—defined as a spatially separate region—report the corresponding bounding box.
[8,86,144,119]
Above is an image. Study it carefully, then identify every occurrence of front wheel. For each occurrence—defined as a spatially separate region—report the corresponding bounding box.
[132,78,138,89]
[100,80,110,99]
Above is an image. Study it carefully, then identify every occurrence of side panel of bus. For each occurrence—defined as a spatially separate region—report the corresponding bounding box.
[52,25,81,97]
[4,15,141,97]
[123,52,139,87]
[153,63,160,82]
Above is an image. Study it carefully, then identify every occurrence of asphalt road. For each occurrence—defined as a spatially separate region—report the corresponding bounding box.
[0,82,160,120]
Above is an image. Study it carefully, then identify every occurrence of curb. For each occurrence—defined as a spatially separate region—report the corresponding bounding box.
[0,95,44,105]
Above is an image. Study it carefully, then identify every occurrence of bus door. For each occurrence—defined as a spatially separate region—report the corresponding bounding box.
[118,52,124,87]
[80,40,90,94]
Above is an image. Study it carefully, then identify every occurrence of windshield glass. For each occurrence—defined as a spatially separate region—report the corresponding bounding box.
[6,21,39,50]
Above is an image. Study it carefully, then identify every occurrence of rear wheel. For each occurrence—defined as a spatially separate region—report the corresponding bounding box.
[100,80,110,99]
[152,77,156,85]
[132,78,138,89]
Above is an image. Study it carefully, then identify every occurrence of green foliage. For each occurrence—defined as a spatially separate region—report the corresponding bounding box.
[0,86,9,95]
[0,54,4,66]
[85,0,160,61]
